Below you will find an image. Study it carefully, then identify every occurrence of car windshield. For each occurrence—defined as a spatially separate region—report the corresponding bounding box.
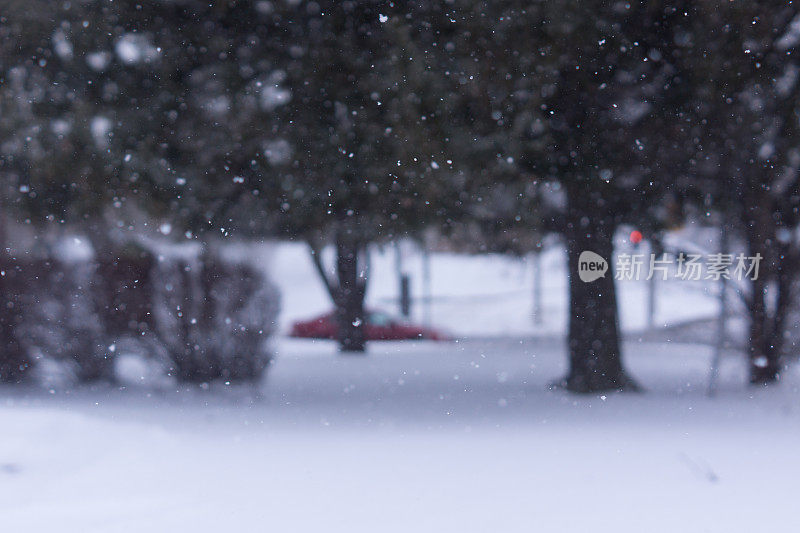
[368,312,394,327]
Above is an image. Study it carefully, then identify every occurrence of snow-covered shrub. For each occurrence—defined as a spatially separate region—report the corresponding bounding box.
[152,248,279,383]
[92,244,165,372]
[1,240,279,385]
[13,258,109,382]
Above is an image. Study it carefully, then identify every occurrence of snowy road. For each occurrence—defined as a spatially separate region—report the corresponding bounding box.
[1,337,799,532]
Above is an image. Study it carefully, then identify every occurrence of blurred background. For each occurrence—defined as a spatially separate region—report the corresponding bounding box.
[1,1,800,531]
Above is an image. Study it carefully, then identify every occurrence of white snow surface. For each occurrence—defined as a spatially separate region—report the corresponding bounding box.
[2,338,800,532]
[271,239,720,337]
[1,241,798,532]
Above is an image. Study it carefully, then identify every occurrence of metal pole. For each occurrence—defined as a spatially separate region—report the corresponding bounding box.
[532,251,543,325]
[394,241,406,317]
[422,247,432,327]
[647,241,661,330]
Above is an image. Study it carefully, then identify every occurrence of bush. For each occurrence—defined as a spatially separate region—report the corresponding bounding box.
[0,240,280,385]
[152,247,280,383]
[92,244,166,376]
[6,256,108,382]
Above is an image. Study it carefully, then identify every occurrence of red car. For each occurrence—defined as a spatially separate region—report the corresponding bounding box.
[289,310,450,341]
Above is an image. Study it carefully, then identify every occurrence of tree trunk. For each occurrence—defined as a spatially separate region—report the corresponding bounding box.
[743,193,784,385]
[562,211,638,393]
[747,273,782,385]
[335,236,367,353]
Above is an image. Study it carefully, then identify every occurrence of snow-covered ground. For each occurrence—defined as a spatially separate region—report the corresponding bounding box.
[272,239,722,338]
[1,242,797,532]
[2,337,799,532]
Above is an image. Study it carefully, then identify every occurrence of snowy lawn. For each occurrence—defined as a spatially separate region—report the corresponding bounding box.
[271,240,722,339]
[1,337,799,532]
